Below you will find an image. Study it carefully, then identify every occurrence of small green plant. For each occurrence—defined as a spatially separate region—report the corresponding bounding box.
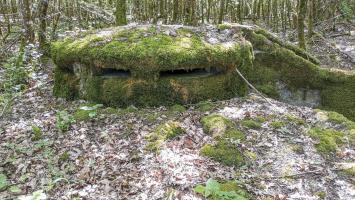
[270,121,286,129]
[74,104,103,121]
[170,104,187,113]
[0,173,8,190]
[59,151,70,162]
[31,125,42,141]
[56,111,76,132]
[197,101,215,112]
[194,179,248,200]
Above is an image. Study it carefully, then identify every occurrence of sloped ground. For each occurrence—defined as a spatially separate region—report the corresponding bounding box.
[0,57,354,199]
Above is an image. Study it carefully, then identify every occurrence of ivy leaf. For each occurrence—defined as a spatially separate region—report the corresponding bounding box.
[9,185,21,193]
[194,185,206,194]
[205,179,220,197]
[0,173,8,190]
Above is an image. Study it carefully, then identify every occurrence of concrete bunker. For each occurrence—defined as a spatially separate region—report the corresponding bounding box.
[51,25,252,107]
[51,24,355,121]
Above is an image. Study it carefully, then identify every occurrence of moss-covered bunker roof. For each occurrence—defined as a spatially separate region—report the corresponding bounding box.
[51,25,252,73]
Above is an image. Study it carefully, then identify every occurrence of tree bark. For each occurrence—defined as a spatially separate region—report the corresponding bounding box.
[19,0,35,43]
[298,0,307,50]
[38,0,49,51]
[115,0,127,25]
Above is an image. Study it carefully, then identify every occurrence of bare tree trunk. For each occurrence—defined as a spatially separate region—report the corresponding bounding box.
[308,0,314,38]
[19,0,35,43]
[298,0,307,50]
[38,0,49,51]
[218,0,225,24]
[115,0,127,25]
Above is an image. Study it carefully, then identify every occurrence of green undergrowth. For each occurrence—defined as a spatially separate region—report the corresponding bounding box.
[194,179,248,200]
[308,127,346,156]
[145,121,185,152]
[197,101,216,112]
[270,121,286,129]
[200,114,246,166]
[241,119,262,130]
[342,166,355,178]
[326,111,355,130]
[74,104,103,121]
[285,114,305,125]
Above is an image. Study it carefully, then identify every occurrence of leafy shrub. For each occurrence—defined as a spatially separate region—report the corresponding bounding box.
[194,179,248,200]
[56,111,75,132]
[31,125,42,141]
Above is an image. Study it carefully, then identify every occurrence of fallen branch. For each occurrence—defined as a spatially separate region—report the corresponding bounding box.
[235,67,275,107]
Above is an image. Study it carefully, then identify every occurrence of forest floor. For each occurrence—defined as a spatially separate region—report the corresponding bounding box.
[0,24,354,200]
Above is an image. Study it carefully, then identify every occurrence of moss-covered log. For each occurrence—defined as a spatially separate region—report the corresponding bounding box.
[232,24,355,120]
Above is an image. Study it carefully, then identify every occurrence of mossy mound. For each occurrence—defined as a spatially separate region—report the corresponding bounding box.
[52,25,252,107]
[308,127,346,156]
[146,121,184,152]
[200,114,246,166]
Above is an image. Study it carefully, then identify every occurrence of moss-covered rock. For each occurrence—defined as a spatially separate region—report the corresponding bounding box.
[308,127,345,156]
[200,114,246,166]
[146,121,184,152]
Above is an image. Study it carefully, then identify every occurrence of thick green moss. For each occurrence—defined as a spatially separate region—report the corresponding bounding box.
[51,27,250,76]
[241,119,262,129]
[285,114,305,125]
[201,114,235,137]
[146,121,184,152]
[169,104,187,113]
[243,26,355,121]
[308,127,345,156]
[200,114,245,166]
[200,142,244,166]
[342,166,355,178]
[326,111,355,129]
[53,67,79,99]
[270,121,286,129]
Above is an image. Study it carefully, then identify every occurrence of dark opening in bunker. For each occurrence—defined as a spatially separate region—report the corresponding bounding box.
[100,68,131,78]
[160,67,222,78]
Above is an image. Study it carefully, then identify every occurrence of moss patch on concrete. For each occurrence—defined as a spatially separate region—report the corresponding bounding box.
[146,121,184,152]
[200,114,245,167]
[241,25,355,121]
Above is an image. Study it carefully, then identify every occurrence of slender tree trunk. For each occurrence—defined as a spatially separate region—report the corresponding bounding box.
[115,0,127,25]
[298,0,307,50]
[218,0,225,24]
[308,0,314,38]
[19,0,35,43]
[38,0,49,51]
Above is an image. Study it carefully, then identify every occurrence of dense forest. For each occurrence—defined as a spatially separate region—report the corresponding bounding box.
[0,0,354,199]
